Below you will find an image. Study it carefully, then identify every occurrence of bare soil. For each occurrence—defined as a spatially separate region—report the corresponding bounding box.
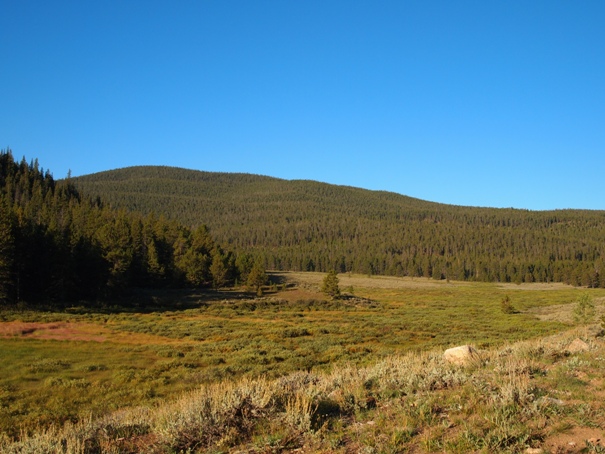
[0,321,182,344]
[543,427,603,453]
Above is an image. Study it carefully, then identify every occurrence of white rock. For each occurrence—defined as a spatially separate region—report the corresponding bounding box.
[566,338,589,353]
[443,345,479,365]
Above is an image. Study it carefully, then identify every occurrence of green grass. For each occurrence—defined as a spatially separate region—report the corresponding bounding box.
[1,274,604,445]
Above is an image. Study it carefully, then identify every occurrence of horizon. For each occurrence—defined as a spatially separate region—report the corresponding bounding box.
[2,1,604,211]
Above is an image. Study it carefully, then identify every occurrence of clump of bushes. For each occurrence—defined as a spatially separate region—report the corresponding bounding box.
[500,295,516,314]
[573,293,595,325]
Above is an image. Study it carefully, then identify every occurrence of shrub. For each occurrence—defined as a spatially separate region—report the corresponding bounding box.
[500,295,515,314]
[573,293,595,325]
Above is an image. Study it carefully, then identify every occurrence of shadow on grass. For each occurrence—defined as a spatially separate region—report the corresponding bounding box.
[2,287,261,315]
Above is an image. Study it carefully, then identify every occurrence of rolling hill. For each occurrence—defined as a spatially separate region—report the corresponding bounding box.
[73,166,605,286]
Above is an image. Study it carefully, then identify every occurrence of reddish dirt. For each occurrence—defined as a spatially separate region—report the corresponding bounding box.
[0,321,181,344]
[0,321,107,342]
[543,428,603,453]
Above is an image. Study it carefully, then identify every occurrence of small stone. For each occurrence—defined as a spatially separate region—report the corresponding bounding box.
[536,396,565,407]
[566,338,589,353]
[524,448,544,454]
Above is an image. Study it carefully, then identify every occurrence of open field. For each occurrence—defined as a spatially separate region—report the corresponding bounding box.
[1,273,604,450]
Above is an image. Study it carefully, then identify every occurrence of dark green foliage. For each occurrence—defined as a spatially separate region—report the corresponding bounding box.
[72,165,605,286]
[210,248,229,289]
[247,258,267,296]
[321,270,341,299]
[0,149,253,305]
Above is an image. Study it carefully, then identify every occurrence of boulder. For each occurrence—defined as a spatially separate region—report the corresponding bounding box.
[443,345,479,365]
[566,338,589,354]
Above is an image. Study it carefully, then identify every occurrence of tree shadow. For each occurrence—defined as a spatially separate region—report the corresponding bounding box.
[7,287,259,315]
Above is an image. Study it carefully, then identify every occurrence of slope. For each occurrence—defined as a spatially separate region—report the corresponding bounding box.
[72,166,605,286]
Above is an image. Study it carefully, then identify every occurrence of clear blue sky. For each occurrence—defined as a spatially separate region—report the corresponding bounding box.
[2,1,604,210]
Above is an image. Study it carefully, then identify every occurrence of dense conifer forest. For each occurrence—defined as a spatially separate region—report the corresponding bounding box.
[0,150,261,306]
[73,165,605,287]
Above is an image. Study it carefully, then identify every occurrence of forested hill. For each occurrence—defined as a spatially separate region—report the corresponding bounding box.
[73,166,605,287]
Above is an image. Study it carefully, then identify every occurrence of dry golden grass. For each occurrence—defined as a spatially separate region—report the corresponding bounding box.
[276,270,462,289]
[528,296,605,324]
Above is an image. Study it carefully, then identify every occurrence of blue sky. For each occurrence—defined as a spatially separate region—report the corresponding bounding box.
[2,1,604,210]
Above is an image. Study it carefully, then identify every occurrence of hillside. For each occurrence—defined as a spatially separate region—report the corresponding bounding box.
[73,166,605,286]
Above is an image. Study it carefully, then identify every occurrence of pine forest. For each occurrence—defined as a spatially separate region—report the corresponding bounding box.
[72,164,605,288]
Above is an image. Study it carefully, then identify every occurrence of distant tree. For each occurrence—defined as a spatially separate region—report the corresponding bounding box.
[174,225,214,287]
[573,293,595,325]
[145,237,166,284]
[190,225,215,256]
[247,258,267,296]
[210,248,228,289]
[177,248,210,287]
[321,270,341,299]
[95,212,134,291]
[235,252,254,283]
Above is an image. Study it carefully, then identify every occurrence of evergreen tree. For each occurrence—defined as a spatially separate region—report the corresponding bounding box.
[247,258,267,296]
[210,248,228,289]
[573,293,596,325]
[95,212,134,291]
[321,270,341,299]
[235,252,254,283]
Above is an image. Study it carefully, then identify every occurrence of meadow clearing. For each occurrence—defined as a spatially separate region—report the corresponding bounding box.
[1,273,604,452]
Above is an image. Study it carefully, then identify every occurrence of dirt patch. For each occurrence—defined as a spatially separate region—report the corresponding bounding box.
[0,322,104,341]
[543,427,604,453]
[0,321,183,344]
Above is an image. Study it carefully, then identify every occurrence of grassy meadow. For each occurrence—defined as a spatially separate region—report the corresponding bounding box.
[1,272,605,452]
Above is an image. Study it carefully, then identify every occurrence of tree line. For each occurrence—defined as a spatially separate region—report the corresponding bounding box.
[73,165,605,288]
[0,150,265,306]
